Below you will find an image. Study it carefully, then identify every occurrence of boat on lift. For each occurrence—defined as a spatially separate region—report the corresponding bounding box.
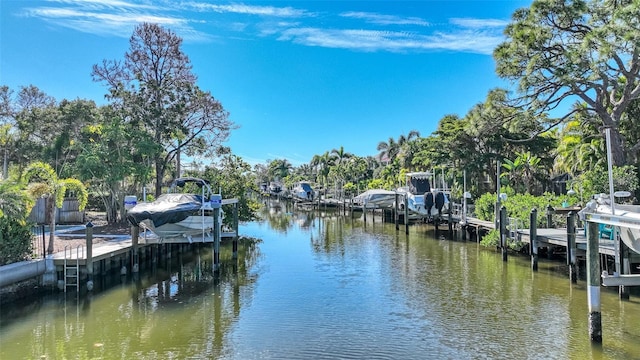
[396,172,449,221]
[579,193,640,254]
[291,181,315,201]
[126,177,222,242]
[353,189,397,209]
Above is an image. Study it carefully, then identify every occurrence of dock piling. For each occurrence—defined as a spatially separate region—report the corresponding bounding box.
[500,206,507,262]
[85,222,94,291]
[233,202,239,259]
[395,193,399,231]
[404,195,409,235]
[586,220,602,343]
[530,209,538,271]
[131,225,139,274]
[546,204,554,228]
[213,206,220,272]
[567,212,577,283]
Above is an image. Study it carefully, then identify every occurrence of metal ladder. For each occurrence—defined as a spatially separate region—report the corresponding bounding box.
[63,245,83,292]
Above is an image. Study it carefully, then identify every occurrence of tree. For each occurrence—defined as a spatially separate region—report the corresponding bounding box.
[501,151,542,194]
[23,162,88,254]
[376,137,399,164]
[202,154,259,221]
[495,0,640,166]
[311,151,333,187]
[376,131,419,165]
[92,23,233,197]
[13,86,58,170]
[268,159,292,180]
[554,109,605,175]
[74,106,154,222]
[0,179,35,265]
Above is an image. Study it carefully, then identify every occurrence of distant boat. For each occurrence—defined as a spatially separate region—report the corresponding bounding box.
[353,189,397,209]
[291,181,315,201]
[396,172,449,220]
[269,181,283,194]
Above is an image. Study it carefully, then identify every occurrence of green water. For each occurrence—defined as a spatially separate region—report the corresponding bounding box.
[2,205,640,359]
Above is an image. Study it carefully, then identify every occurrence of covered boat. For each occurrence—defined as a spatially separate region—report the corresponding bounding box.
[353,189,397,209]
[292,181,315,201]
[127,177,221,241]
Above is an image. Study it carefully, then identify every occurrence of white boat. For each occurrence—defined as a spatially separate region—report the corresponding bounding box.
[127,177,222,242]
[291,181,315,201]
[579,194,640,254]
[396,172,449,220]
[353,189,397,209]
[269,181,283,194]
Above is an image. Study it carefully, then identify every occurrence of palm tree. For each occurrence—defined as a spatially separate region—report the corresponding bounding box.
[330,146,353,165]
[0,179,32,220]
[377,130,420,165]
[311,151,333,187]
[268,159,292,181]
[377,137,399,164]
[23,162,88,254]
[0,124,15,180]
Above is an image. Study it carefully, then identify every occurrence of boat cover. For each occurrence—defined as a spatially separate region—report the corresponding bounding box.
[127,193,204,228]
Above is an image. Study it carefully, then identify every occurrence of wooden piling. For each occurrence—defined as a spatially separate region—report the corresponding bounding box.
[546,204,554,228]
[395,193,399,231]
[233,202,239,259]
[530,209,538,271]
[364,200,367,223]
[500,206,507,262]
[620,242,630,300]
[448,211,453,239]
[586,221,602,343]
[85,222,94,291]
[404,195,409,235]
[131,224,139,274]
[567,212,577,283]
[213,207,220,271]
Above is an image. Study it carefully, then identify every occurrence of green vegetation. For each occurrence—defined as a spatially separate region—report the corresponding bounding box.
[3,1,640,262]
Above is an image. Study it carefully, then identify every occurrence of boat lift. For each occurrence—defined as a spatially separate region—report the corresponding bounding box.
[581,204,640,287]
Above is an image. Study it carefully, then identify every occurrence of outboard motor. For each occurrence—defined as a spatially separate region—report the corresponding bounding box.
[435,191,445,216]
[425,192,434,216]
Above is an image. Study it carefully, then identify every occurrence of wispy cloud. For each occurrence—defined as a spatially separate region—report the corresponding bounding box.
[22,0,211,41]
[20,1,508,54]
[278,27,501,54]
[450,18,509,28]
[182,2,313,18]
[340,11,428,26]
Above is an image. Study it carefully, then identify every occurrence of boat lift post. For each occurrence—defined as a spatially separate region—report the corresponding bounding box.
[581,204,640,343]
[211,194,222,272]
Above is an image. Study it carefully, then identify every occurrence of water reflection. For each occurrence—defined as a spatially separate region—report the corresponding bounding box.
[3,205,640,359]
[0,239,261,359]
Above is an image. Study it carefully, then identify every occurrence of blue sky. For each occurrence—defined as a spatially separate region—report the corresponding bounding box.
[0,0,532,167]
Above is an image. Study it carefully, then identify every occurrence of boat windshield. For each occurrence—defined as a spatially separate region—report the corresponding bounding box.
[408,177,430,195]
[301,183,313,192]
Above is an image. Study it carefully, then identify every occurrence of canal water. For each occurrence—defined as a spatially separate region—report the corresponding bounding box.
[2,205,640,359]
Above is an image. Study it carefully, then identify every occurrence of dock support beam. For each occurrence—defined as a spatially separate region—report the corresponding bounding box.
[586,221,602,343]
[546,204,554,228]
[530,209,538,271]
[567,212,577,283]
[500,206,507,262]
